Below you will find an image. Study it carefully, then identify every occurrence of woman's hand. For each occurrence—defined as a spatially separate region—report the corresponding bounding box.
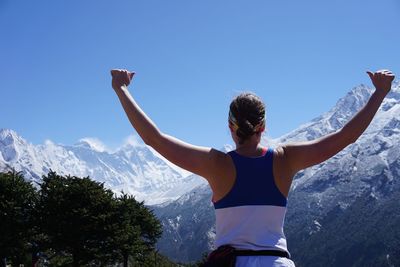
[111,69,135,91]
[367,69,395,95]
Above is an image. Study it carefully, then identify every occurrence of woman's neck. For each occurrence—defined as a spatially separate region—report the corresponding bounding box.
[235,141,264,157]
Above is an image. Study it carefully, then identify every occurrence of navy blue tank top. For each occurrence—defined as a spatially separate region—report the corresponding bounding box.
[213,147,287,209]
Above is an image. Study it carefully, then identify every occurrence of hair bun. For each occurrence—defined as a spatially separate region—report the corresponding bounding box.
[229,92,265,144]
[236,119,255,140]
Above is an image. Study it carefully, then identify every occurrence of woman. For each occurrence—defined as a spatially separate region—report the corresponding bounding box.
[111,69,395,267]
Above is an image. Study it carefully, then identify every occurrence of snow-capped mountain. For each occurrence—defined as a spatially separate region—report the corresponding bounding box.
[154,82,400,264]
[276,84,374,143]
[0,129,205,205]
[274,84,400,207]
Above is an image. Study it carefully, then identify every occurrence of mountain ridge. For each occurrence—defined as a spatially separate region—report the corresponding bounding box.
[0,128,205,205]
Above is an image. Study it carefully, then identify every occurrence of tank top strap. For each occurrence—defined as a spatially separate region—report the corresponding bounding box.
[261,146,268,156]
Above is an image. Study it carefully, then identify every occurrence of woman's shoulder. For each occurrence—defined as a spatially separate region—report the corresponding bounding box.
[210,148,234,163]
[272,146,284,157]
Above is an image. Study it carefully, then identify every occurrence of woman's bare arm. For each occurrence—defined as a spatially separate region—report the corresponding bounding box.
[110,69,225,182]
[281,70,395,175]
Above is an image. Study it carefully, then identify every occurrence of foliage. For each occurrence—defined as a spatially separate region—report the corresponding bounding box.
[0,170,168,266]
[112,193,162,267]
[0,170,37,266]
[0,169,210,266]
[35,171,117,266]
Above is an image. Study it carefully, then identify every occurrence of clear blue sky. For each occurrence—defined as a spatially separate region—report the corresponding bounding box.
[1,0,399,149]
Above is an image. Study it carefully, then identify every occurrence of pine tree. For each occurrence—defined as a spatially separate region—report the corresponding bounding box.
[36,171,116,266]
[113,193,162,267]
[0,170,37,266]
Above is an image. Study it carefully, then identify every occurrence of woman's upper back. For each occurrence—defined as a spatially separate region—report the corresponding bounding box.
[213,148,286,208]
[211,146,294,204]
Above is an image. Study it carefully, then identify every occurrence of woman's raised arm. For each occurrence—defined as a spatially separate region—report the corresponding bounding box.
[280,70,395,175]
[110,69,225,182]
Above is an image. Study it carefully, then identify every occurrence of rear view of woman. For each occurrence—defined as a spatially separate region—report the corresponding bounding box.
[110,69,395,267]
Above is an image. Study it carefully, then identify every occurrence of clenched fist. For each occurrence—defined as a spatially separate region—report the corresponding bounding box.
[367,70,395,95]
[111,69,135,90]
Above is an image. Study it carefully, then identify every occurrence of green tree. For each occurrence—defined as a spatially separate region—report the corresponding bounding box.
[0,170,37,267]
[113,193,162,267]
[36,171,116,266]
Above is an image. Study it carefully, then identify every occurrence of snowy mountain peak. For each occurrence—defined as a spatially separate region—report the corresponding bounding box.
[274,82,400,144]
[274,85,365,143]
[0,128,29,163]
[120,135,147,149]
[337,84,372,110]
[321,84,372,127]
[74,138,107,153]
[0,128,22,144]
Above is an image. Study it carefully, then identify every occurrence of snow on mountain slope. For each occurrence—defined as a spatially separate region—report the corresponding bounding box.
[273,84,372,143]
[269,83,400,198]
[0,129,205,205]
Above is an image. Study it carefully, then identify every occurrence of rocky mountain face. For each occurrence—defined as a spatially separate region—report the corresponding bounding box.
[0,129,204,205]
[153,82,400,266]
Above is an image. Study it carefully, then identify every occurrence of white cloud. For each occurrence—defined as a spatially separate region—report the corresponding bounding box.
[78,137,108,152]
[122,134,146,148]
